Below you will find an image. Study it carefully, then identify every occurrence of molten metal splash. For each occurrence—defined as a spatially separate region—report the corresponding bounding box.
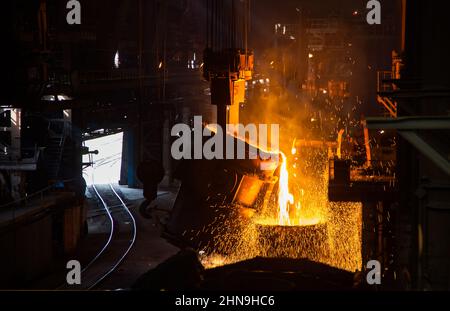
[276,151,322,227]
[278,152,294,225]
[199,146,362,273]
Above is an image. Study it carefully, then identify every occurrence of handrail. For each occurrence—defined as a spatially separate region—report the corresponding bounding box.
[0,178,76,209]
[0,148,40,165]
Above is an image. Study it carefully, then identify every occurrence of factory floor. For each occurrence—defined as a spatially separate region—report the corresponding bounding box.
[32,184,179,290]
[30,183,358,291]
[96,184,179,289]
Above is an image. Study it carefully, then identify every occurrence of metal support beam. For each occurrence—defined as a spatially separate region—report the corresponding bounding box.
[366,117,450,177]
[398,131,450,177]
[366,117,450,130]
[0,163,37,171]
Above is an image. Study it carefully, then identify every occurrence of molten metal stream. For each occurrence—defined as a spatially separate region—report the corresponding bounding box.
[278,152,294,226]
[197,138,362,272]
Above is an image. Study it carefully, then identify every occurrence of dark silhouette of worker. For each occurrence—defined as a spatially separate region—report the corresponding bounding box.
[136,159,165,218]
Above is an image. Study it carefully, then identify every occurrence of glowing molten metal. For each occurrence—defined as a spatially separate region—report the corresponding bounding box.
[278,152,294,226]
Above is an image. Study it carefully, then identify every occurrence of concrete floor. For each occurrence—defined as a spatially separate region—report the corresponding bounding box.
[96,184,179,289]
[31,184,179,290]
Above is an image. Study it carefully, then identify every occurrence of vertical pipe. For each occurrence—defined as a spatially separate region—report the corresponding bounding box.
[162,111,172,186]
[211,0,214,50]
[38,0,48,81]
[126,129,137,188]
[417,201,424,289]
[119,127,129,185]
[401,0,407,52]
[162,1,167,101]
[231,0,235,48]
[337,129,344,159]
[137,0,143,163]
[206,0,209,48]
[362,120,372,167]
[214,0,218,51]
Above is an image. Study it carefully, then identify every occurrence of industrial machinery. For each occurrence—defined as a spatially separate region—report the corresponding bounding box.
[164,133,280,253]
[202,0,254,128]
[163,0,280,253]
[5,0,450,294]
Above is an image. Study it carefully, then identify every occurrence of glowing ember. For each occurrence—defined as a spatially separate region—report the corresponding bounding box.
[278,152,294,225]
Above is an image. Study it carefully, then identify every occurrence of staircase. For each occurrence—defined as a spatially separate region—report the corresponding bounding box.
[45,120,70,181]
[377,95,397,118]
[377,70,397,118]
[45,137,64,180]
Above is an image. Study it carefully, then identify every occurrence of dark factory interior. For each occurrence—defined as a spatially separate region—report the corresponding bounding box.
[1,0,450,298]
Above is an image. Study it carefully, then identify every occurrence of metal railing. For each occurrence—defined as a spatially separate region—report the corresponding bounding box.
[377,70,394,93]
[79,69,150,83]
[0,178,76,210]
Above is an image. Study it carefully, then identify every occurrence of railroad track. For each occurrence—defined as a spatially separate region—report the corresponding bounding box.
[58,183,136,290]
